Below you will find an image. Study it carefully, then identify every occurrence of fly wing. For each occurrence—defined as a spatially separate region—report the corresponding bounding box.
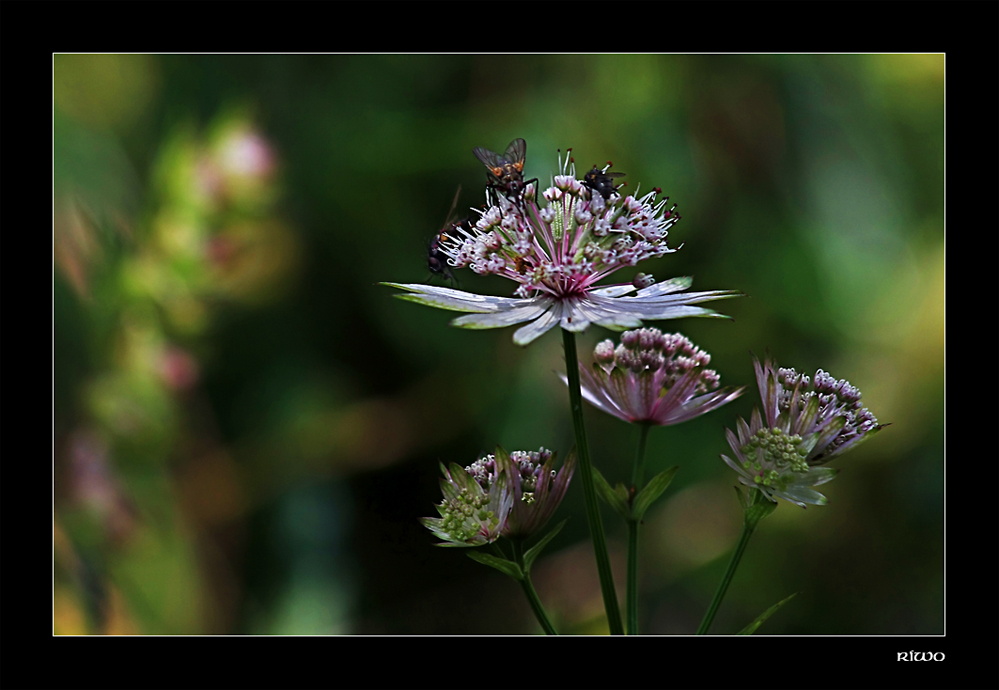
[503,138,527,169]
[473,146,505,176]
[441,185,462,228]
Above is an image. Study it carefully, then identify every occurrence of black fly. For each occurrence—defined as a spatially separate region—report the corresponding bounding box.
[427,187,469,287]
[473,138,539,208]
[582,162,627,200]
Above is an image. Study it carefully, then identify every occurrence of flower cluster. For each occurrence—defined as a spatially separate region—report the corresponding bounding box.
[765,366,883,462]
[722,356,886,507]
[384,151,740,345]
[419,461,513,548]
[421,447,576,546]
[572,327,744,426]
[444,155,679,297]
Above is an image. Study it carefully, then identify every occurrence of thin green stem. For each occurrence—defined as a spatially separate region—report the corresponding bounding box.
[562,329,624,635]
[631,422,652,488]
[696,519,757,635]
[626,422,652,635]
[626,519,640,635]
[512,540,558,635]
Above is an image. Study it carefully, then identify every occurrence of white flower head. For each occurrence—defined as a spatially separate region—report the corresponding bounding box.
[384,148,741,346]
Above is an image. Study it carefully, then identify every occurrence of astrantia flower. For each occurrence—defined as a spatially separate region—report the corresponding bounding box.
[383,151,740,346]
[722,356,887,507]
[465,446,576,539]
[567,327,744,425]
[420,461,514,547]
[420,447,575,546]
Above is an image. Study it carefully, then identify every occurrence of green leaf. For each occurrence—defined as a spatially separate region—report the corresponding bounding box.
[593,467,631,520]
[745,489,778,527]
[736,592,798,634]
[467,551,524,580]
[631,466,679,521]
[523,519,567,572]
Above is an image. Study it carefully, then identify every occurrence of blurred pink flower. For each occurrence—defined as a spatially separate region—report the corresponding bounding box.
[69,429,136,541]
[159,346,199,391]
[220,131,275,179]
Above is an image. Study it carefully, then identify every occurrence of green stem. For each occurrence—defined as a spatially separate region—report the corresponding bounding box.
[631,422,652,488]
[511,540,558,635]
[562,329,624,635]
[626,519,640,635]
[695,518,757,635]
[626,423,652,635]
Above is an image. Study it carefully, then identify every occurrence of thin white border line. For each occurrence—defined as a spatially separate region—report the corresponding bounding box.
[50,53,946,637]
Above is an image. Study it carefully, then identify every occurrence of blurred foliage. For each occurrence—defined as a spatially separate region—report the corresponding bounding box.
[54,54,943,635]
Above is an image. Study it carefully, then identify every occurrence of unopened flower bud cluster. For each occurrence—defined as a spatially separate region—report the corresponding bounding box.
[740,427,810,491]
[436,486,499,544]
[776,367,880,459]
[594,328,721,394]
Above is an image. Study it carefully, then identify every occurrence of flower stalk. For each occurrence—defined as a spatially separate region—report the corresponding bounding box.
[625,519,641,635]
[563,329,624,635]
[631,422,652,488]
[510,539,558,635]
[696,488,776,634]
[626,422,651,635]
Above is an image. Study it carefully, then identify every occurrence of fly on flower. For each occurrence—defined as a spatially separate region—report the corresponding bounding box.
[427,187,470,287]
[582,163,627,201]
[473,138,539,207]
[384,147,741,346]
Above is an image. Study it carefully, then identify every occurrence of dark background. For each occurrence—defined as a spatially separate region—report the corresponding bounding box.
[54,54,943,635]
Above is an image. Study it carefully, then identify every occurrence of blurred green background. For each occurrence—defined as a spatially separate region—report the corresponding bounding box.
[53,54,943,635]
